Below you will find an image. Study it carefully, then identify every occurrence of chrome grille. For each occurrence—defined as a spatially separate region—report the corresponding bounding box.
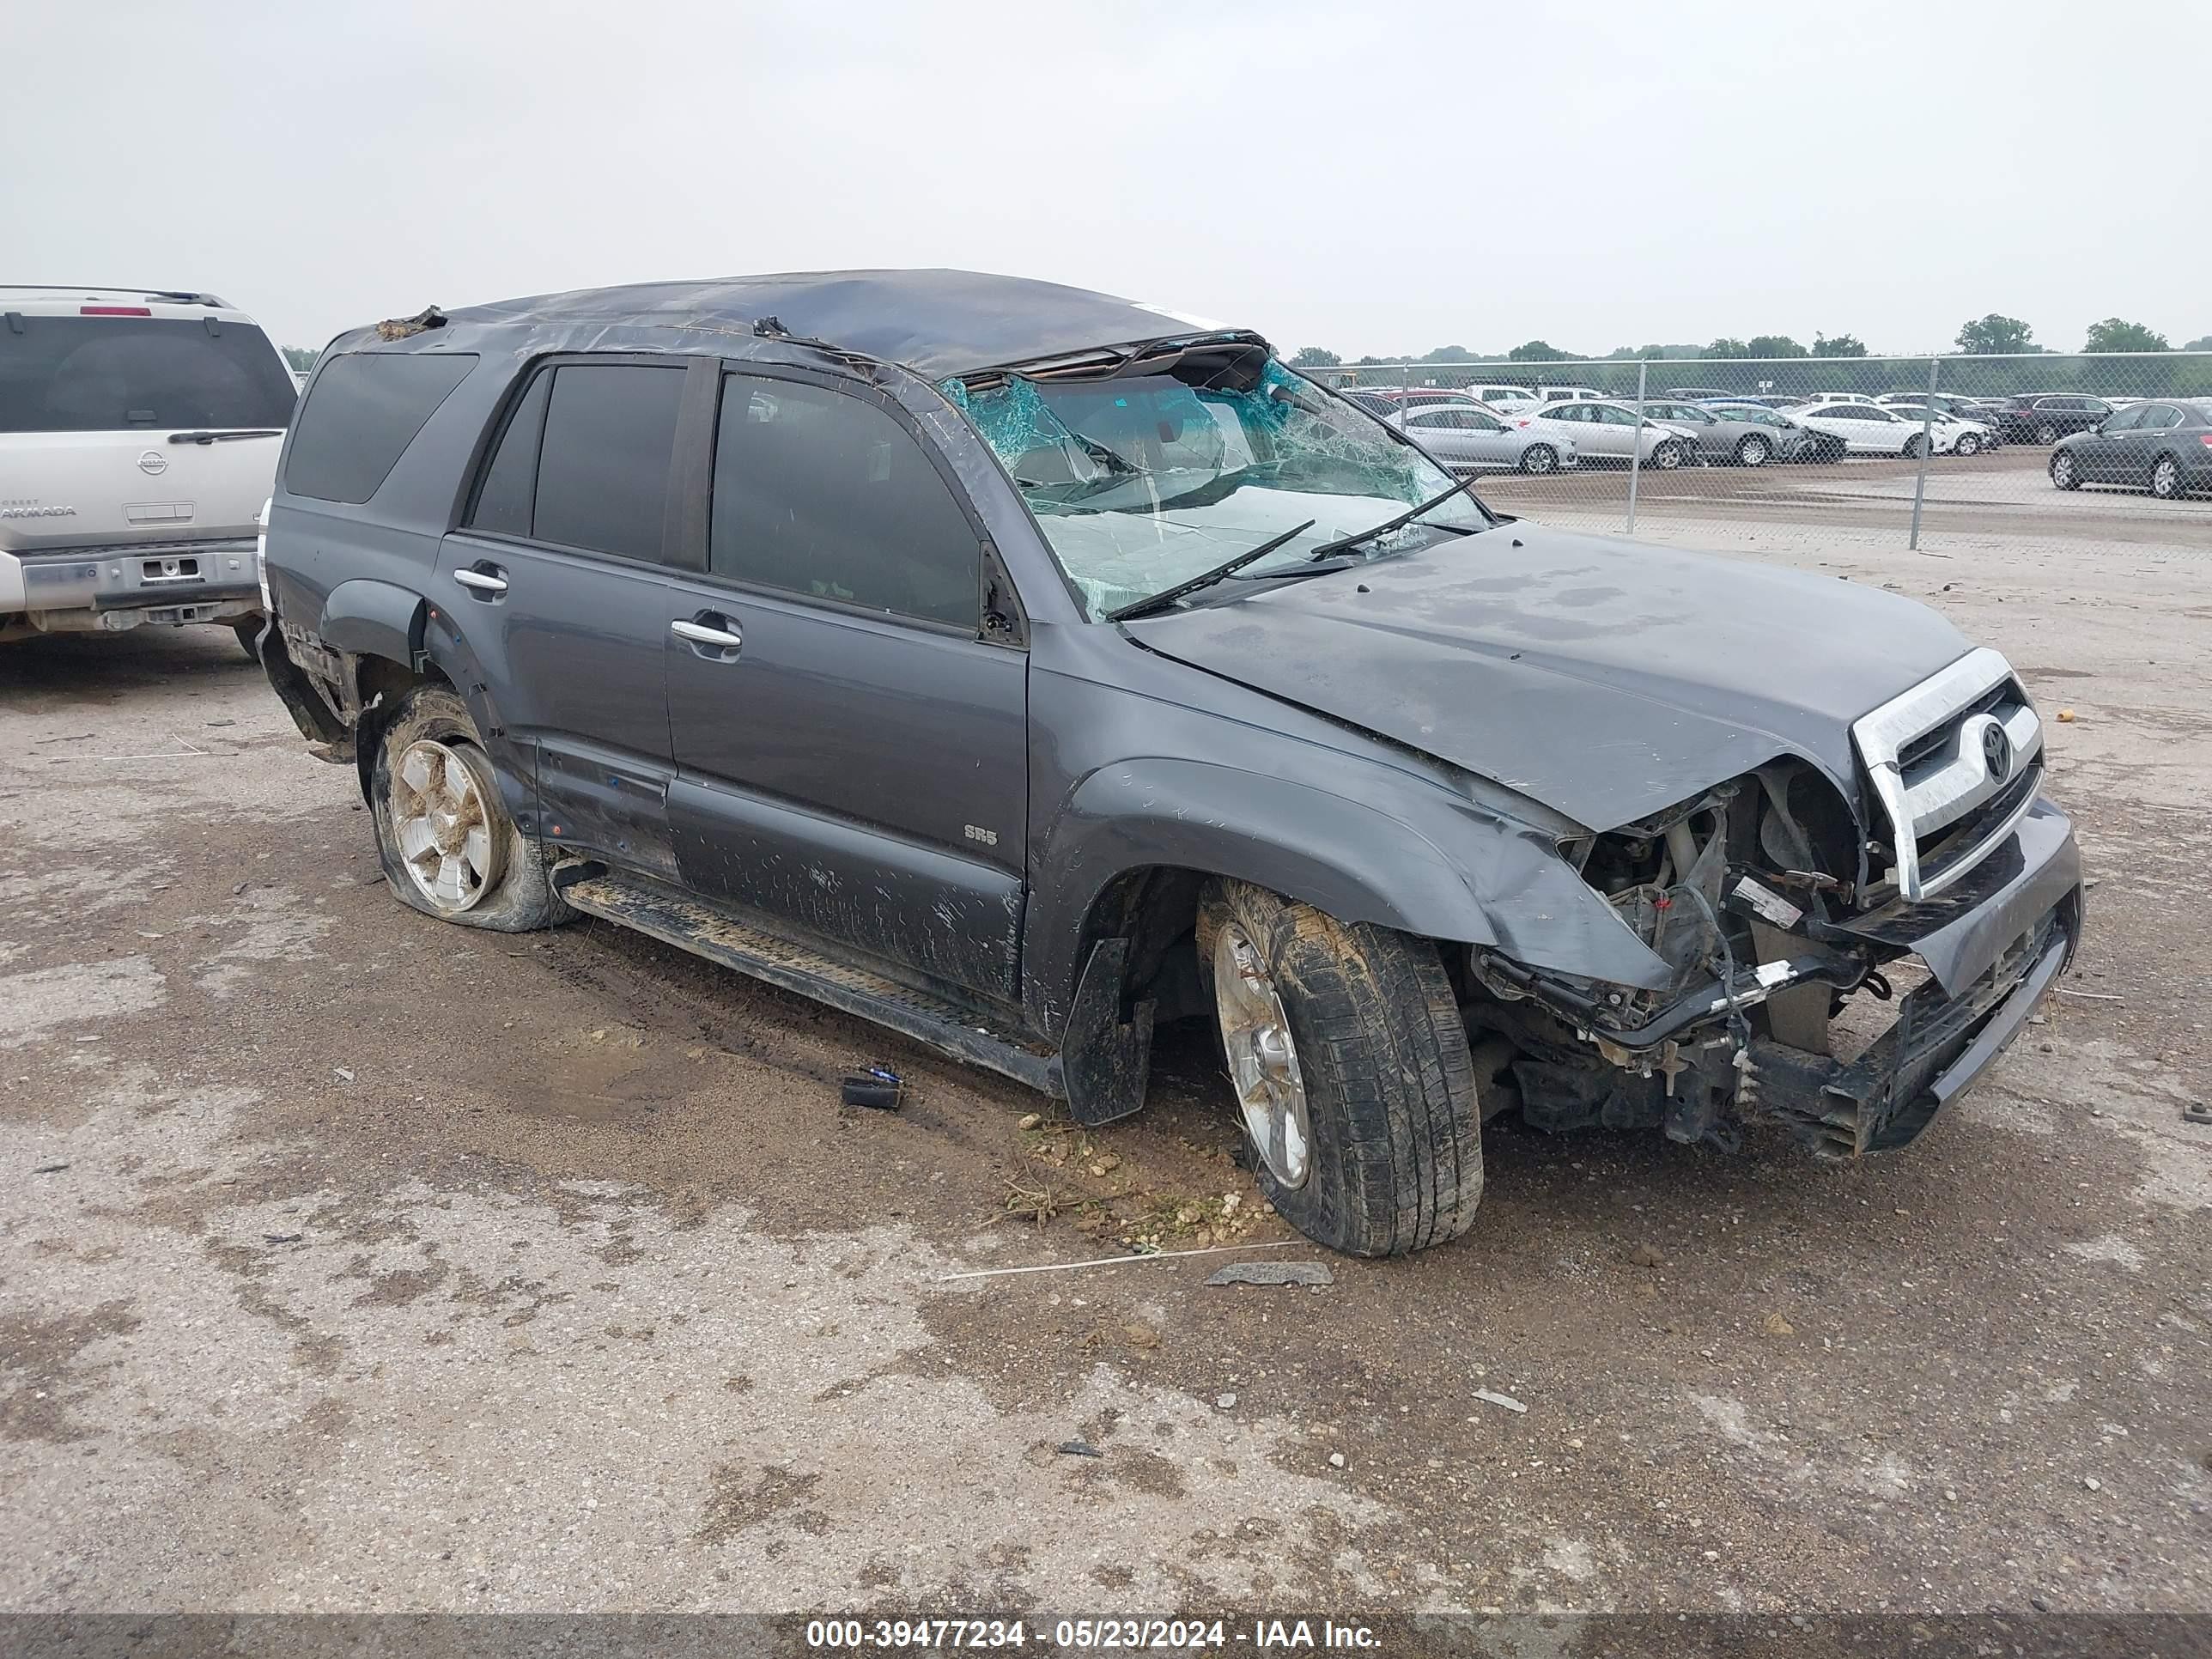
[1852,647,2044,903]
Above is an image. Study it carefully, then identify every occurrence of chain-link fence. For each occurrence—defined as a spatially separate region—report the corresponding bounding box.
[1298,354,2212,553]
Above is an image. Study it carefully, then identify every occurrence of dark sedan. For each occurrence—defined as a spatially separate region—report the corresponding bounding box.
[2050,398,2212,499]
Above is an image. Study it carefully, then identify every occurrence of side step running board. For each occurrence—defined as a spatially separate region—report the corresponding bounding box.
[557,872,1065,1097]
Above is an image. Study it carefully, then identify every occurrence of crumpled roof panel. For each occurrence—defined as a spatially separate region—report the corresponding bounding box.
[443,269,1255,378]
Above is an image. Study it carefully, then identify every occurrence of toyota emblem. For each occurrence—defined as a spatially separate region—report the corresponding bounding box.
[1981,720,2013,781]
[137,450,168,476]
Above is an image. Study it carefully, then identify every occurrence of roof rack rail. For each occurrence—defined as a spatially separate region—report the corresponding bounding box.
[0,285,229,307]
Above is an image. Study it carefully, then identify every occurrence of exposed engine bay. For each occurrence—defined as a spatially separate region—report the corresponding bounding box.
[1453,757,2069,1159]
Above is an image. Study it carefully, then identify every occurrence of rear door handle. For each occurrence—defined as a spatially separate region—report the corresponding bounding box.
[672,612,743,657]
[453,562,507,597]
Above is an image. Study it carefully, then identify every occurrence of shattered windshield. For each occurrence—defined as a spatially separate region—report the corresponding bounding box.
[942,357,1490,619]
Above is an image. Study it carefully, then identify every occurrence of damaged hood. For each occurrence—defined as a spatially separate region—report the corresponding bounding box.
[1126,526,1972,830]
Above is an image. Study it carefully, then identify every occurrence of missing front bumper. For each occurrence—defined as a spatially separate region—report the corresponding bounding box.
[1742,896,2077,1158]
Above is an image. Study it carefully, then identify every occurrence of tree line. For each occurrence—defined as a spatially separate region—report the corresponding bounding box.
[1291,314,2210,369]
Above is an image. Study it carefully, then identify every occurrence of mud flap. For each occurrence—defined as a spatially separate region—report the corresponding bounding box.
[1060,938,1156,1127]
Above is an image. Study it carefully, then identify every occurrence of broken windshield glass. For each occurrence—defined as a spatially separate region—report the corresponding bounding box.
[942,359,1487,618]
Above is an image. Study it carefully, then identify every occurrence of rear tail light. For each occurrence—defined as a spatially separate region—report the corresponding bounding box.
[80,305,153,316]
[2198,434,2212,448]
[255,498,273,615]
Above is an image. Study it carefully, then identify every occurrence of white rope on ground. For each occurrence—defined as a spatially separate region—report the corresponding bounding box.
[937,1238,1310,1283]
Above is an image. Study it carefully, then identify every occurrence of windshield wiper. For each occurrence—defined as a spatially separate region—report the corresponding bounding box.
[1302,472,1485,562]
[167,428,284,444]
[1105,519,1317,623]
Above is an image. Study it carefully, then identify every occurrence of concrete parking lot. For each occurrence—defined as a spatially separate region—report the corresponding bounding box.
[3,520,2209,1616]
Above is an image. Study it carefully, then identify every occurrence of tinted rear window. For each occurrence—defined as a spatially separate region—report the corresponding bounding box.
[0,314,297,435]
[530,365,686,561]
[283,353,478,503]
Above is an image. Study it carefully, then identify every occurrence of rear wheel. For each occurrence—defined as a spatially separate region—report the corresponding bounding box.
[1518,442,1559,475]
[1902,433,1929,460]
[231,617,263,662]
[1197,878,1482,1257]
[2151,455,2182,499]
[2050,451,2081,490]
[1734,434,1771,467]
[369,684,571,932]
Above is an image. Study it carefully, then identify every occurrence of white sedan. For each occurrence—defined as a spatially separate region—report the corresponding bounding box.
[1505,401,1700,468]
[1879,403,1997,456]
[1781,401,1940,458]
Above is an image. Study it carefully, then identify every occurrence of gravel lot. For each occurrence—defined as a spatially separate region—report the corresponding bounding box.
[3,517,2208,1618]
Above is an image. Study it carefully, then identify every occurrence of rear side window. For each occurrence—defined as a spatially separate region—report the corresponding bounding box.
[710,375,978,629]
[1,314,297,435]
[284,352,477,503]
[468,362,685,561]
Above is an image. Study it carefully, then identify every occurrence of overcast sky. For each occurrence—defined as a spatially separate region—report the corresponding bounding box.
[13,2,2208,361]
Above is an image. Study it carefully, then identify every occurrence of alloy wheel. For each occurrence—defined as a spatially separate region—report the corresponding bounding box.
[391,739,501,912]
[1212,921,1312,1189]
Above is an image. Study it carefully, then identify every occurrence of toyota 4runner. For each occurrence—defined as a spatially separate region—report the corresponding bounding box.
[253,270,2081,1257]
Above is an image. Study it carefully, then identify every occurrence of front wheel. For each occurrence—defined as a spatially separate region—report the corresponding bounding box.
[370,684,572,932]
[2150,455,2182,499]
[1954,433,1981,457]
[1650,440,1684,471]
[2035,421,2061,445]
[2050,451,2081,490]
[1735,434,1771,467]
[1197,878,1483,1257]
[1518,442,1559,475]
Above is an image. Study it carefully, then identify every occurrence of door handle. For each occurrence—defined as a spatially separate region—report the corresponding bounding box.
[672,615,743,654]
[453,563,507,596]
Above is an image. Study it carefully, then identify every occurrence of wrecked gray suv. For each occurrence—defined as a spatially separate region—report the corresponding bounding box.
[255,271,2081,1257]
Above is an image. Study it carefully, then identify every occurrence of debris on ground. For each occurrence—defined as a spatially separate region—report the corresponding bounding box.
[2057,708,2076,722]
[262,1232,304,1245]
[332,1067,355,1083]
[840,1068,905,1110]
[1764,1312,1796,1338]
[1057,1440,1103,1459]
[1017,1113,1041,1130]
[1206,1260,1334,1288]
[2057,988,2123,1003]
[32,1162,70,1176]
[2183,1103,2212,1127]
[1121,1321,1160,1350]
[1473,1389,1528,1415]
[1216,1393,1237,1411]
[995,1178,1066,1227]
[1328,1452,1346,1468]
[1629,1243,1666,1268]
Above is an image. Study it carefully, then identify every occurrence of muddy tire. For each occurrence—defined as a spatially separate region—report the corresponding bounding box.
[1195,878,1482,1257]
[368,684,571,933]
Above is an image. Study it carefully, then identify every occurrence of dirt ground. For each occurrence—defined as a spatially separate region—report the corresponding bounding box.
[3,517,2208,1619]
